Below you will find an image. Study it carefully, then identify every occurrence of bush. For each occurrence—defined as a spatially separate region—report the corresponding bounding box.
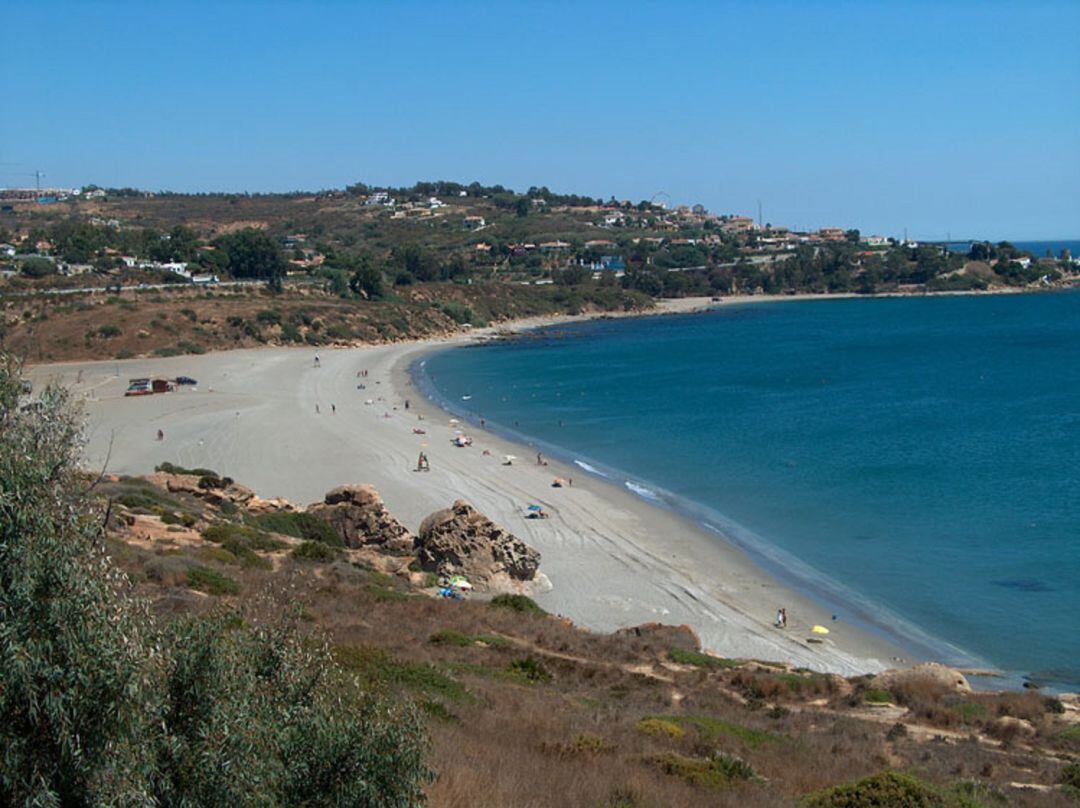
[0,363,154,803]
[256,308,282,325]
[489,593,546,616]
[669,648,740,669]
[650,752,761,789]
[505,657,551,684]
[251,511,342,546]
[97,324,121,338]
[202,522,286,552]
[0,358,432,805]
[801,770,945,807]
[291,541,339,563]
[186,565,240,595]
[863,688,894,704]
[636,718,685,739]
[1062,762,1080,789]
[155,460,220,477]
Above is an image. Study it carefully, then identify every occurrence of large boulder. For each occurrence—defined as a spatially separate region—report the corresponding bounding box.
[307,484,414,554]
[616,623,702,654]
[155,473,255,507]
[416,499,547,594]
[873,662,971,694]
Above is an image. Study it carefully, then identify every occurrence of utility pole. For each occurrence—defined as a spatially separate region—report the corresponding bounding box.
[757,199,763,228]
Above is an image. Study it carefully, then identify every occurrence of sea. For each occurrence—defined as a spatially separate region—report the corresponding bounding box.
[418,290,1080,690]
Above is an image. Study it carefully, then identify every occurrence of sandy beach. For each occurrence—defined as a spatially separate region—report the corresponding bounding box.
[28,298,913,677]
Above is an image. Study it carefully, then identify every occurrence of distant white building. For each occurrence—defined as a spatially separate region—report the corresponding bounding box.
[863,235,888,247]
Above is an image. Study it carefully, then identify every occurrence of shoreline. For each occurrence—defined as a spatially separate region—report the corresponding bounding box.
[28,299,933,679]
[33,292,1073,682]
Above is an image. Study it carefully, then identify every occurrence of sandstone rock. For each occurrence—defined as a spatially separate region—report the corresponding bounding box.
[307,484,414,553]
[154,473,254,507]
[416,499,547,594]
[246,496,298,515]
[874,662,971,694]
[617,623,702,653]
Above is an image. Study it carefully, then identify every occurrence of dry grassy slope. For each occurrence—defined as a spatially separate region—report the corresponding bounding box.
[99,473,1079,808]
[2,282,648,363]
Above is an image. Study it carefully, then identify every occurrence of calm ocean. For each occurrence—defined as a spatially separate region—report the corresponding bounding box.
[420,292,1080,688]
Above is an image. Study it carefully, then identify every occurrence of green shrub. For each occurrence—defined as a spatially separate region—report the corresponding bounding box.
[956,701,988,723]
[155,461,221,477]
[802,770,944,807]
[332,645,467,703]
[429,629,508,648]
[636,718,685,739]
[291,541,339,563]
[186,565,240,595]
[863,688,894,704]
[256,309,282,325]
[429,629,473,647]
[489,593,546,616]
[651,715,777,748]
[669,648,740,669]
[251,511,342,546]
[202,522,286,552]
[1062,762,1080,789]
[505,657,551,684]
[97,324,121,338]
[650,752,761,789]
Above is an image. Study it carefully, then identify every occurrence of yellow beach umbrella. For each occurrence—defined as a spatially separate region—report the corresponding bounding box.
[811,625,830,635]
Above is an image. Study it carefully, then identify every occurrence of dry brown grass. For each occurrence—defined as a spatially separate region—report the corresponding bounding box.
[98,486,1077,807]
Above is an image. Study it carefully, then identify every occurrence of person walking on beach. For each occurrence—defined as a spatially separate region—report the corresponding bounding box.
[775,608,787,628]
[416,452,430,472]
[331,403,336,414]
[156,429,164,441]
[315,403,320,414]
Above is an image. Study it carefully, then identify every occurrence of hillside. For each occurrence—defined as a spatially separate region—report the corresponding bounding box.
[2,182,1076,364]
[97,468,1080,807]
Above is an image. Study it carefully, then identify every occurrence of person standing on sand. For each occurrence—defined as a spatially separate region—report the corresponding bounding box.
[156,429,164,441]
[775,608,786,628]
[331,403,336,414]
[315,403,320,414]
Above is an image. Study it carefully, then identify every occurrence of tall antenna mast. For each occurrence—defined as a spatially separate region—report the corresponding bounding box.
[757,199,763,228]
[35,170,44,194]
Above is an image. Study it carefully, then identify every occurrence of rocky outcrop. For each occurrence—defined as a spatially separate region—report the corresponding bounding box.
[307,484,414,554]
[873,662,971,694]
[617,623,701,654]
[416,499,548,595]
[154,473,256,507]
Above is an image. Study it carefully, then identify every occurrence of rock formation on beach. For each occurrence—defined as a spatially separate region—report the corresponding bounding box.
[416,499,549,595]
[307,484,415,554]
[873,662,972,693]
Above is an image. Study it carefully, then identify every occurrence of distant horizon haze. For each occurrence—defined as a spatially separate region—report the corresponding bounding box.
[3,0,1077,241]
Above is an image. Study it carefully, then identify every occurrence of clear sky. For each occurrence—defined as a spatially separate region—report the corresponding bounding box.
[3,1,1078,240]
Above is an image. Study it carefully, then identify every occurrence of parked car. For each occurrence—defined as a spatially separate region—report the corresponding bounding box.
[175,376,198,385]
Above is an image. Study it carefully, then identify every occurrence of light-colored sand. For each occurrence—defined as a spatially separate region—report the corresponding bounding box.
[29,300,911,677]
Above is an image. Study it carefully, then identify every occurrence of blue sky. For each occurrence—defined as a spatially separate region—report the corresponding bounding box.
[3,1,1078,239]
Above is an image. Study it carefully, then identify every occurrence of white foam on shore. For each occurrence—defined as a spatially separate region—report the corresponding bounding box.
[625,480,662,502]
[573,459,610,479]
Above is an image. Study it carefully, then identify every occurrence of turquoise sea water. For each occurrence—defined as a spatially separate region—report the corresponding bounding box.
[419,292,1080,688]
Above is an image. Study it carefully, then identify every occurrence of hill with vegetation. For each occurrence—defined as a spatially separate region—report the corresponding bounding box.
[1,181,1075,362]
[3,359,1078,807]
